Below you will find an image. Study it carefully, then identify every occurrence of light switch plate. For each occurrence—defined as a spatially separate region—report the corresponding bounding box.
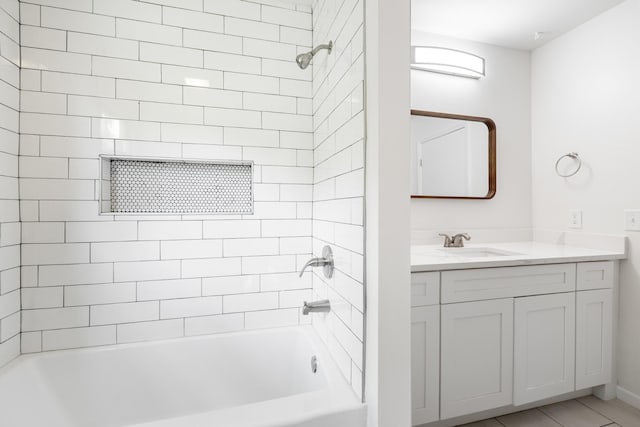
[568,209,582,229]
[624,210,640,231]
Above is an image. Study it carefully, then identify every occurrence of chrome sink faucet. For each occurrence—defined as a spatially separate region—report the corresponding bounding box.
[439,233,471,248]
[299,246,334,279]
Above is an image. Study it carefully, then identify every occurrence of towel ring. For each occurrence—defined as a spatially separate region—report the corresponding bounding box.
[555,152,582,177]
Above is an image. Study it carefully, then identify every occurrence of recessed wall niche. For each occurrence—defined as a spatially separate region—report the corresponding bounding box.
[100,156,253,215]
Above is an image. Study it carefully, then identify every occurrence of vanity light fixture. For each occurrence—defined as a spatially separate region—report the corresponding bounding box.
[411,46,485,79]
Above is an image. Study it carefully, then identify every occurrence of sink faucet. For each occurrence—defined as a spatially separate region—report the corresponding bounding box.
[439,233,471,248]
[299,246,334,279]
[303,300,331,315]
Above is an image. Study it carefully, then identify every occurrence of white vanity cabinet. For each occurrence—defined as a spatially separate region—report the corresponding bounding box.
[411,259,617,426]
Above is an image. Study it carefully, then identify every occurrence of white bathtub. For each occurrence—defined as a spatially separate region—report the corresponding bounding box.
[0,326,365,427]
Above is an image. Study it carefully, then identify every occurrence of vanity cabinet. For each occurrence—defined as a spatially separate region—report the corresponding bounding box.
[411,260,617,426]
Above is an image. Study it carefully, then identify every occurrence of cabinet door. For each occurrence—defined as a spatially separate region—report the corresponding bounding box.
[411,305,440,425]
[514,292,575,405]
[441,298,513,419]
[576,289,613,389]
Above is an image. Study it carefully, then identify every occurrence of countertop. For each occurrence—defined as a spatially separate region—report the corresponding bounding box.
[411,241,626,272]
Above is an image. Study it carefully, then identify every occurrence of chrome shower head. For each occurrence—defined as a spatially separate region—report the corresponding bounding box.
[295,41,333,70]
[296,52,314,70]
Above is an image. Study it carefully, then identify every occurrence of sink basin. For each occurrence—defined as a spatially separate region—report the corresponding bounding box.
[437,247,523,258]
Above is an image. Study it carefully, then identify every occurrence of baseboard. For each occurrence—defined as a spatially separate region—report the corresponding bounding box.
[617,386,640,410]
[418,389,592,427]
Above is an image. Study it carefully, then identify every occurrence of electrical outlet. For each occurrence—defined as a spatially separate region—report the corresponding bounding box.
[624,210,640,231]
[568,209,582,229]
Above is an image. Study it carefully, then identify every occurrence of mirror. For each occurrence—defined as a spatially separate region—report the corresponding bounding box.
[410,110,496,199]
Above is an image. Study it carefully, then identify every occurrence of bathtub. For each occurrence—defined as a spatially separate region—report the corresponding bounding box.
[0,326,365,427]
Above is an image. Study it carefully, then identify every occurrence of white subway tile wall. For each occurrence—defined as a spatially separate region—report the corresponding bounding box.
[0,0,20,368]
[18,0,315,356]
[311,0,365,399]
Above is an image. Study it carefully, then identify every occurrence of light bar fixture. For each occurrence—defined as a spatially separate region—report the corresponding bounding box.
[411,46,485,79]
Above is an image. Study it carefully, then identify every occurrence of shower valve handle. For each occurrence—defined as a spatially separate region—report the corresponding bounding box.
[299,246,334,279]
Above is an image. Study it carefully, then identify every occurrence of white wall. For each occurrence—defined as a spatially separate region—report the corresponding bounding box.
[0,0,20,368]
[18,0,316,353]
[310,0,365,399]
[410,31,532,244]
[365,0,412,425]
[531,0,640,403]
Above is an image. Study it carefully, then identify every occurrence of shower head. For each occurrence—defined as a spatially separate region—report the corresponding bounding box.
[295,41,333,70]
[296,52,314,70]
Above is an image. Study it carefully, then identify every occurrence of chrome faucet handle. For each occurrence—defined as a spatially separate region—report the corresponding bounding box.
[451,233,471,247]
[439,233,453,247]
[299,257,323,277]
[299,246,334,279]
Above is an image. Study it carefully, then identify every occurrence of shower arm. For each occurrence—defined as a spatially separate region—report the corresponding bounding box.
[310,41,333,57]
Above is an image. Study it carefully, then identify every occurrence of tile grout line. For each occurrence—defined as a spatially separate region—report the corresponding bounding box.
[575,398,618,425]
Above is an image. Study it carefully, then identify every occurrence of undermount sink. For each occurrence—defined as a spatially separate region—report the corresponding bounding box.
[437,247,523,258]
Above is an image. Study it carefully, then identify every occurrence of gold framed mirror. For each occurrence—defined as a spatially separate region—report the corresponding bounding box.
[410,109,496,199]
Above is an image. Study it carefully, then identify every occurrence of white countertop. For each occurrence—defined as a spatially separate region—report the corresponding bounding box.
[411,241,626,272]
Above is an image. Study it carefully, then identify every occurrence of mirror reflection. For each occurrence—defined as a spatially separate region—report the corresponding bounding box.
[410,110,496,199]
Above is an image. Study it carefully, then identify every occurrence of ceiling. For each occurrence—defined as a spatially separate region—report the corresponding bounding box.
[411,0,626,50]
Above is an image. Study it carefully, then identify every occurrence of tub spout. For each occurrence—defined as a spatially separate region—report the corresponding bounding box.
[303,300,331,315]
[299,246,334,278]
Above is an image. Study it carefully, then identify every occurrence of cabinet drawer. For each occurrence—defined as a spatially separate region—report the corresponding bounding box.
[412,272,440,306]
[441,264,576,303]
[577,261,614,290]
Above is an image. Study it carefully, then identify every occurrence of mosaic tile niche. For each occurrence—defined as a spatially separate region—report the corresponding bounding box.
[100,157,253,215]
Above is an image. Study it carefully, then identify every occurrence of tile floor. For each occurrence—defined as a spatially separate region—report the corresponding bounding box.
[459,397,640,427]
